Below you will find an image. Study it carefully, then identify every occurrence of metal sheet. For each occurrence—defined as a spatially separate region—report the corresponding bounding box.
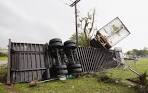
[97,17,130,47]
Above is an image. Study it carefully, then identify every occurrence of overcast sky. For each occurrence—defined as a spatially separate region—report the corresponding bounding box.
[0,0,148,52]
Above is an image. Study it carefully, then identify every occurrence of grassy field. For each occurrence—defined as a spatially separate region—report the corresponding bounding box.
[13,77,137,93]
[0,83,7,93]
[106,58,148,80]
[0,56,8,62]
[0,58,148,93]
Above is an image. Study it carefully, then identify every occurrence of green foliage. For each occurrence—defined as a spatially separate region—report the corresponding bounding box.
[126,48,148,57]
[70,32,90,47]
[0,65,7,83]
[0,56,8,61]
[70,9,96,47]
[14,77,137,93]
[0,84,7,93]
[0,53,7,57]
[107,59,148,79]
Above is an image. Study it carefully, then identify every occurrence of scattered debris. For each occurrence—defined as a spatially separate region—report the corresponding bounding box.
[29,80,39,87]
[127,72,148,93]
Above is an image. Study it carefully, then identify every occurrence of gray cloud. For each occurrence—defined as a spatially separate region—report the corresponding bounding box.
[0,1,59,48]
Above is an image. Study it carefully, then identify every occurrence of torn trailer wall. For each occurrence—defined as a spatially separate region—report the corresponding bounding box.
[91,17,130,49]
[7,40,120,83]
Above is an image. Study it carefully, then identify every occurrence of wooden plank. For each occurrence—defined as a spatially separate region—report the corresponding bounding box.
[15,43,20,82]
[7,39,11,84]
[19,43,24,82]
[13,43,17,82]
[36,44,42,80]
[28,44,33,82]
[31,44,37,80]
[34,44,39,80]
[24,43,29,82]
[44,44,50,79]
[11,43,15,83]
[22,43,25,82]
[40,44,45,80]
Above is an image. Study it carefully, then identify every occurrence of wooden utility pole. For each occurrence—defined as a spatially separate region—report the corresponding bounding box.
[70,0,81,46]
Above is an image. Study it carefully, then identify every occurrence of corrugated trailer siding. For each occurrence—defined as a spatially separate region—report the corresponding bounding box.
[75,47,117,72]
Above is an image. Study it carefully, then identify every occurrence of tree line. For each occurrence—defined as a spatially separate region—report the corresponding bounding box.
[126,48,148,57]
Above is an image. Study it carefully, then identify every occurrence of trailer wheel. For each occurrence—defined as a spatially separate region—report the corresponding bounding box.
[57,70,68,75]
[69,64,81,69]
[55,65,67,69]
[64,40,75,45]
[64,40,76,49]
[49,38,62,44]
[72,68,82,73]
[50,42,63,48]
[64,43,76,49]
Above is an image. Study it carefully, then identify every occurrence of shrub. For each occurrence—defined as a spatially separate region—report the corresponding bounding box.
[0,64,7,83]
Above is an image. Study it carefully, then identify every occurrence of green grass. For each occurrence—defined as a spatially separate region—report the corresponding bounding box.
[0,56,8,61]
[14,77,137,93]
[0,83,7,93]
[0,58,148,93]
[106,58,148,80]
[0,64,7,83]
[130,58,148,74]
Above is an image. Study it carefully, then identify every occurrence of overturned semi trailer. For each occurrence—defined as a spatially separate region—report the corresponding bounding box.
[7,17,129,83]
[7,39,121,83]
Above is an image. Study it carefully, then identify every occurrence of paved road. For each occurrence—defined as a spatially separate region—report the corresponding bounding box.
[0,61,7,65]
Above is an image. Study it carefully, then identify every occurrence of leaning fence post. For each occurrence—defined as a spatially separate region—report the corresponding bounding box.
[7,39,11,84]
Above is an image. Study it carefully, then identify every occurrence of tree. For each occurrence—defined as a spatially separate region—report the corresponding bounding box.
[126,48,148,57]
[70,32,88,47]
[70,9,97,47]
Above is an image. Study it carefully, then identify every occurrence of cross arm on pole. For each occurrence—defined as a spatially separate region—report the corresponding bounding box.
[70,0,81,7]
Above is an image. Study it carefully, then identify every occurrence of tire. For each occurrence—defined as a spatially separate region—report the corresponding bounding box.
[50,42,63,48]
[72,68,82,73]
[49,38,62,44]
[64,43,76,49]
[69,64,81,69]
[64,40,75,45]
[55,65,67,69]
[57,70,68,75]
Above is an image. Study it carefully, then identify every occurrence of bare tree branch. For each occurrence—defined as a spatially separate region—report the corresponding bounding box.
[89,9,95,34]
